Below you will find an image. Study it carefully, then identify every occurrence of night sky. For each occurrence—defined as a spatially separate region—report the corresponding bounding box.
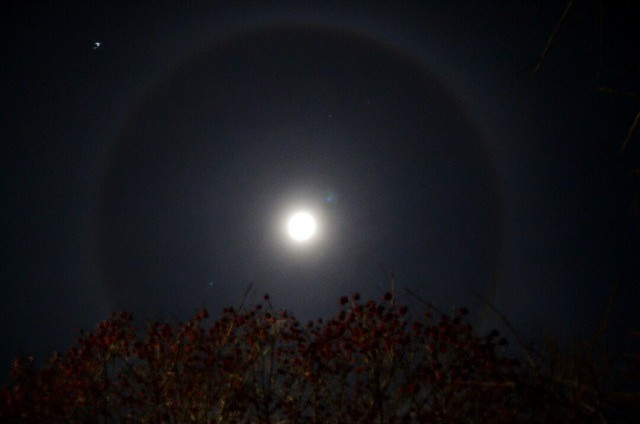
[2,1,638,381]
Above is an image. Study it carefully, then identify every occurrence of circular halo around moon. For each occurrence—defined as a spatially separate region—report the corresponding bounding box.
[98,25,501,318]
[287,211,317,242]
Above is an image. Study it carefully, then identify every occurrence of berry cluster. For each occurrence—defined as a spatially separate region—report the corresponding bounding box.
[1,294,520,423]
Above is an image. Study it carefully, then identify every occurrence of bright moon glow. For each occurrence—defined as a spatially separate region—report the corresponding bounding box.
[287,212,317,241]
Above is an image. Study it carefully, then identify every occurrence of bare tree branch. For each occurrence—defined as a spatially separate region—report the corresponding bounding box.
[531,0,574,78]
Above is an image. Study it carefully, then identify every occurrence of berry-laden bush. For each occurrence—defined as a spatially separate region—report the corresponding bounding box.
[0,293,545,423]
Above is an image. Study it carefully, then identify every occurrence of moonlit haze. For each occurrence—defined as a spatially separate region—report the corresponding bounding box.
[1,1,637,386]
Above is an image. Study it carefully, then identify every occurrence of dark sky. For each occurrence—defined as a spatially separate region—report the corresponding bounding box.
[2,1,638,380]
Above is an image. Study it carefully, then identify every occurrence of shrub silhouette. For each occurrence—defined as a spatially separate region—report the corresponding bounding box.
[1,292,637,423]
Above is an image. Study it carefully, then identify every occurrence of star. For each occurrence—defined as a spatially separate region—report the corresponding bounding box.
[92,41,101,50]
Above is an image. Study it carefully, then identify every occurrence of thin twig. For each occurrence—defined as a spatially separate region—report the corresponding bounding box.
[221,282,253,348]
[589,280,620,350]
[620,109,640,153]
[532,0,574,77]
[465,285,537,368]
[404,288,447,317]
[595,86,640,101]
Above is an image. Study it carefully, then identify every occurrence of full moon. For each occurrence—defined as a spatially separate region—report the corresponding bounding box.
[287,212,317,242]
